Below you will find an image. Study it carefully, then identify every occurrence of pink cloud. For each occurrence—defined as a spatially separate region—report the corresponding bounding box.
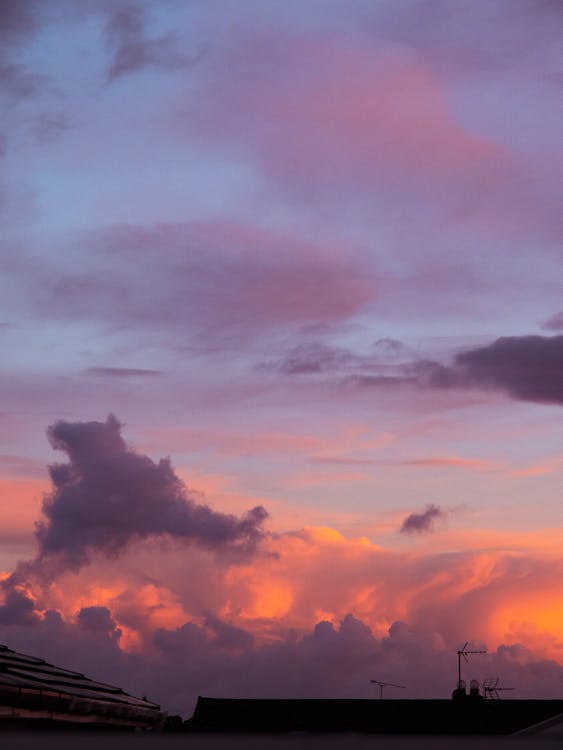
[183,27,556,242]
[398,456,500,472]
[193,32,499,177]
[40,220,376,340]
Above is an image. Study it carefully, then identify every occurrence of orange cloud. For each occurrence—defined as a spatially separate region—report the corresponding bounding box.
[3,519,561,666]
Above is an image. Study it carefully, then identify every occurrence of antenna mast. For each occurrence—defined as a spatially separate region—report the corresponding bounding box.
[482,677,515,699]
[457,642,487,687]
[370,680,406,699]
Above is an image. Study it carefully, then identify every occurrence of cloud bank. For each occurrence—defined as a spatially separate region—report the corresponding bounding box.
[0,418,561,715]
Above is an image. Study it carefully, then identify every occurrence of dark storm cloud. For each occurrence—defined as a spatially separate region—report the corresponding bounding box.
[81,367,163,378]
[105,4,200,82]
[453,335,563,405]
[34,415,268,571]
[400,504,445,535]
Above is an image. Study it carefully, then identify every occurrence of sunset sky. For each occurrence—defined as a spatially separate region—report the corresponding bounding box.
[0,0,561,716]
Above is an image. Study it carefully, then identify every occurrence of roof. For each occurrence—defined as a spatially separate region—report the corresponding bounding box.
[0,644,165,728]
[188,696,563,735]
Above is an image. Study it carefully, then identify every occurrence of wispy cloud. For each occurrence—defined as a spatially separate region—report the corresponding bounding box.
[81,367,163,378]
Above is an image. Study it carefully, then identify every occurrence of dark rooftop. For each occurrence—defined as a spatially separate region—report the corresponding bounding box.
[187,696,563,735]
[0,644,165,729]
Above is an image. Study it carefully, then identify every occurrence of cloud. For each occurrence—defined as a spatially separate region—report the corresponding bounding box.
[453,335,563,405]
[276,334,562,406]
[541,311,563,331]
[1,508,562,712]
[263,338,418,378]
[0,0,45,101]
[204,613,255,652]
[0,587,38,626]
[192,30,503,185]
[38,221,376,342]
[81,367,163,378]
[105,4,200,82]
[77,605,117,633]
[1,606,561,717]
[0,0,38,43]
[186,20,558,246]
[265,342,361,375]
[22,415,268,576]
[400,504,445,534]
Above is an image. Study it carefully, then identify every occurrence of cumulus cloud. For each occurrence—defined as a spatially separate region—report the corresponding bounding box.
[1,512,562,712]
[77,605,117,634]
[0,587,38,626]
[400,504,445,534]
[1,607,562,718]
[31,415,268,572]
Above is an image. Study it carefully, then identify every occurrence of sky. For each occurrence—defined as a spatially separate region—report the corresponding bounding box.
[0,0,561,717]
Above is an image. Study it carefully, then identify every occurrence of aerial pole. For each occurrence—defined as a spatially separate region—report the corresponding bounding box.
[370,680,406,699]
[457,642,487,688]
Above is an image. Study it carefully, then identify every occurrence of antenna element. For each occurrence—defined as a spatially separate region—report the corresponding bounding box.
[370,680,406,699]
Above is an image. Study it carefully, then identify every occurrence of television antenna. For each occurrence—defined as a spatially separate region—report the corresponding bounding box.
[482,677,515,699]
[370,680,406,699]
[457,642,487,687]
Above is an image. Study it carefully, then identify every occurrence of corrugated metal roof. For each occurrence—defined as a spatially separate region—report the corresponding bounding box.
[0,643,165,728]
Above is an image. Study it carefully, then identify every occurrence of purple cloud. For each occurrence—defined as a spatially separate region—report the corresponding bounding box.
[0,0,38,43]
[0,588,38,626]
[453,335,563,405]
[38,221,376,342]
[400,504,445,535]
[285,334,562,406]
[32,415,268,572]
[2,610,561,717]
[78,606,117,634]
